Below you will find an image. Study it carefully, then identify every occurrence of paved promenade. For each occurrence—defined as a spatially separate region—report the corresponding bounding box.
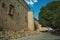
[17,32,60,40]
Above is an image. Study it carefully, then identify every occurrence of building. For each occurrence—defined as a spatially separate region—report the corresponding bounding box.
[0,0,34,31]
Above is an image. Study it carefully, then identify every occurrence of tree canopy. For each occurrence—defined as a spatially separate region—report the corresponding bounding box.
[38,1,60,29]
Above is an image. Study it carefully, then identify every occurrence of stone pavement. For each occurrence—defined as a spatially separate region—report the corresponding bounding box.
[17,32,60,40]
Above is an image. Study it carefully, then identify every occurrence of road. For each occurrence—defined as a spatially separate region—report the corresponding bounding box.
[17,32,60,40]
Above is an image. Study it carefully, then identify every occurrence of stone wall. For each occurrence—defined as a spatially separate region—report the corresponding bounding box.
[34,20,53,32]
[34,20,41,31]
[0,0,30,31]
[27,11,34,31]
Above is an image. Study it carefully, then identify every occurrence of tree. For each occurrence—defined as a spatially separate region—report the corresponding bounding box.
[38,1,60,29]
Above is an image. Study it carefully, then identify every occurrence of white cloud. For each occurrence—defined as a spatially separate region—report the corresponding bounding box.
[33,0,38,2]
[30,0,34,5]
[25,0,34,5]
[25,0,38,6]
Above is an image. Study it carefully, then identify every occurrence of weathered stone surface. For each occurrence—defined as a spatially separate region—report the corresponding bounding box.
[34,20,42,31]
[0,31,41,40]
[0,0,30,31]
[0,31,5,39]
[28,11,34,31]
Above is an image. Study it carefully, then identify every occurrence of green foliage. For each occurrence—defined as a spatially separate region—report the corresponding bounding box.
[38,1,60,29]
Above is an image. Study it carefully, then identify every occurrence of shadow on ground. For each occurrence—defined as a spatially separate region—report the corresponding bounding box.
[55,39,60,40]
[50,31,60,36]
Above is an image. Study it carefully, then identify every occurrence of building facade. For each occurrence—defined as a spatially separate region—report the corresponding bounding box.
[0,0,34,31]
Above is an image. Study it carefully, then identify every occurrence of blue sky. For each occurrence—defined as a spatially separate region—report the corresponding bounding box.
[25,0,54,19]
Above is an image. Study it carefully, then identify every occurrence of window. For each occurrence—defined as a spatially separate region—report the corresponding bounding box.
[2,3,5,8]
[8,4,14,16]
[25,16,27,22]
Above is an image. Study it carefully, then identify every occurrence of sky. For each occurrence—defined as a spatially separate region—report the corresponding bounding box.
[25,0,54,19]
